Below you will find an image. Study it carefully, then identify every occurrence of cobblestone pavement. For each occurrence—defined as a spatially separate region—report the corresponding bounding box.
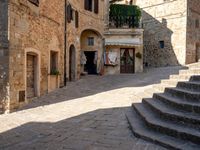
[0,67,184,150]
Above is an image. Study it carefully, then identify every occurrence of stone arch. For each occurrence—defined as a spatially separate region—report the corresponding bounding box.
[80,28,103,39]
[80,29,103,75]
[69,44,76,81]
[25,48,41,100]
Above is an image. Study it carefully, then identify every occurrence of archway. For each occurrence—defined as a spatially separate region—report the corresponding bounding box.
[80,29,103,75]
[69,45,76,81]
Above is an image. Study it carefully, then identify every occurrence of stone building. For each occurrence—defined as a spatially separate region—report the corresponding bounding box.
[135,0,200,67]
[104,0,143,74]
[0,0,65,113]
[66,0,105,80]
[0,0,144,113]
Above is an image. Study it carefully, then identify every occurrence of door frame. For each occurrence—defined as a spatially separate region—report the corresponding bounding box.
[84,51,98,75]
[69,45,76,81]
[120,48,135,73]
[25,48,41,101]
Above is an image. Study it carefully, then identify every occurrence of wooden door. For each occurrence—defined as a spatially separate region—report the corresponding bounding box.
[26,54,35,99]
[120,48,135,73]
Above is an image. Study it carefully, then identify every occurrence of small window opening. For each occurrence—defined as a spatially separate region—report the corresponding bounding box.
[159,41,165,49]
[88,37,94,46]
[50,51,58,74]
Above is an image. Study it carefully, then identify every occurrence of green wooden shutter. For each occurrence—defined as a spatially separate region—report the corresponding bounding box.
[94,0,99,14]
[75,11,79,28]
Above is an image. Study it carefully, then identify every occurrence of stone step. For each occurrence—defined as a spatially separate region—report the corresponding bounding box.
[161,80,179,86]
[164,87,200,102]
[153,93,200,114]
[179,69,200,75]
[186,62,200,69]
[190,75,200,82]
[143,98,200,128]
[161,80,200,92]
[153,83,175,92]
[126,108,200,150]
[133,103,200,145]
[132,90,153,101]
[177,81,200,92]
[169,74,193,81]
[144,87,162,95]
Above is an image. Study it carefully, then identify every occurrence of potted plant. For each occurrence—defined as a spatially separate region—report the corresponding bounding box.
[136,52,142,59]
[49,69,60,92]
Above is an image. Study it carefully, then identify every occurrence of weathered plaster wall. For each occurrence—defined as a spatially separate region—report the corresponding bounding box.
[186,0,200,63]
[136,0,187,67]
[8,0,65,110]
[104,29,143,74]
[0,0,9,113]
[66,0,104,79]
[104,45,143,75]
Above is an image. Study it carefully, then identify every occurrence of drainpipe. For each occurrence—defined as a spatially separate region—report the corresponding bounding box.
[64,0,67,86]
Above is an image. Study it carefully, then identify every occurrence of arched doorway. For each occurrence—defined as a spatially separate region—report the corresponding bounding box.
[80,29,103,75]
[69,45,76,81]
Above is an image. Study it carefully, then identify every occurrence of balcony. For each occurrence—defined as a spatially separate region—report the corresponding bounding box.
[109,15,139,28]
[109,4,141,29]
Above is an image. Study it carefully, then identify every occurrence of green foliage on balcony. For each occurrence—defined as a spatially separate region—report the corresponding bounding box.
[109,4,141,28]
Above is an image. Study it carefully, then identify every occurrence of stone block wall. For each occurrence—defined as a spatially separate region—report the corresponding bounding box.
[136,0,187,67]
[0,0,9,113]
[186,0,200,63]
[66,0,105,79]
[8,0,65,110]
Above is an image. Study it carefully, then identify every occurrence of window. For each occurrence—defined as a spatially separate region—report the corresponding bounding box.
[88,37,94,46]
[84,0,99,14]
[75,11,79,28]
[28,0,39,7]
[94,0,99,14]
[195,19,199,28]
[67,4,73,23]
[85,0,93,11]
[50,51,58,74]
[159,41,165,49]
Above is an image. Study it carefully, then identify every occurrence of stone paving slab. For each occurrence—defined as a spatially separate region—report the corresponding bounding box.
[0,66,185,150]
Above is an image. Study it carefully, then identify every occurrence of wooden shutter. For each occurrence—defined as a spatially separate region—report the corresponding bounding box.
[84,0,89,10]
[67,4,72,23]
[94,0,99,14]
[75,11,79,28]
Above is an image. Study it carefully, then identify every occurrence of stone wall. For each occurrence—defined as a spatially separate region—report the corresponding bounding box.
[136,0,187,67]
[66,0,105,79]
[0,0,9,113]
[186,0,200,63]
[8,0,65,110]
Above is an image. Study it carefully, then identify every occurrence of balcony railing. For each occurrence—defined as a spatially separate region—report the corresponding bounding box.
[109,15,140,29]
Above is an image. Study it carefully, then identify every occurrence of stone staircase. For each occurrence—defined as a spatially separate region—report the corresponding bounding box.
[126,63,200,150]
